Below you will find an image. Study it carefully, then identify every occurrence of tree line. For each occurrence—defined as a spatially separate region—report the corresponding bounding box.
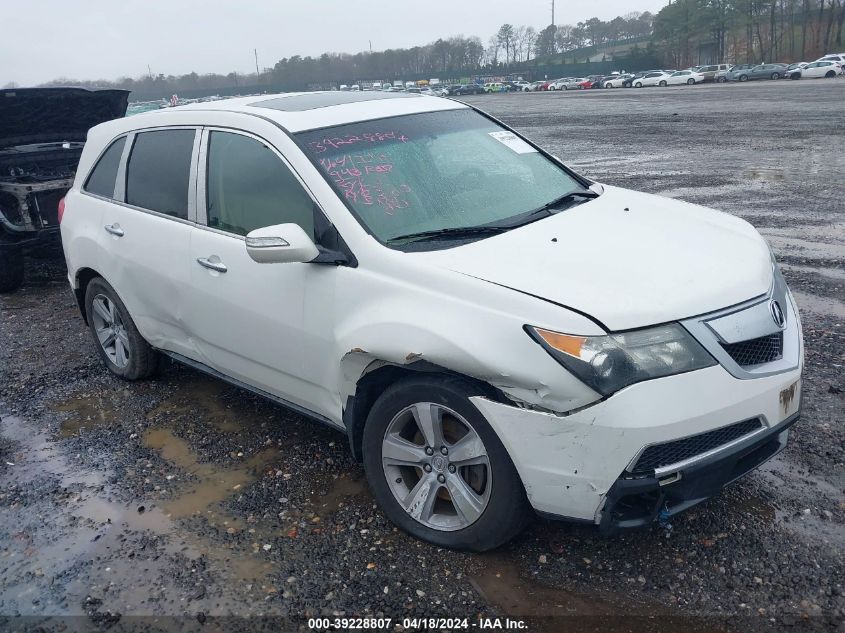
[14,2,843,97]
[18,11,655,96]
[652,0,845,68]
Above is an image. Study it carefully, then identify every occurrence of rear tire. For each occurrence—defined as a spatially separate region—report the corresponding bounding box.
[659,80,667,87]
[771,72,780,80]
[362,374,532,551]
[687,78,695,85]
[0,245,25,293]
[84,277,159,381]
[825,71,836,78]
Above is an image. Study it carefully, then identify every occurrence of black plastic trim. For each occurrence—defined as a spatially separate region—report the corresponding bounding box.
[160,350,345,433]
[597,410,801,533]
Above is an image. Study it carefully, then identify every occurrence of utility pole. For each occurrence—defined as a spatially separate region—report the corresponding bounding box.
[254,49,260,75]
[551,0,555,25]
[147,64,153,79]
[369,40,373,52]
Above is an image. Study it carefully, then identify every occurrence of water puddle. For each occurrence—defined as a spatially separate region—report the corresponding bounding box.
[143,427,278,519]
[471,557,615,617]
[146,374,256,434]
[764,234,845,260]
[53,394,117,437]
[308,473,368,517]
[792,291,845,319]
[0,411,291,614]
[744,167,786,182]
[781,263,845,282]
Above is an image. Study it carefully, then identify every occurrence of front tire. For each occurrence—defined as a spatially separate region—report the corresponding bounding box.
[362,375,531,551]
[659,80,667,87]
[0,245,24,293]
[84,277,159,380]
[634,81,643,88]
[739,74,748,82]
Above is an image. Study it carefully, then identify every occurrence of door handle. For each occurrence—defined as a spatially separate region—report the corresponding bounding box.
[196,256,228,273]
[104,223,124,237]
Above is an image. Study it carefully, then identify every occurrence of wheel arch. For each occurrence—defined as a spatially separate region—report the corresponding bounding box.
[73,267,105,324]
[341,355,507,462]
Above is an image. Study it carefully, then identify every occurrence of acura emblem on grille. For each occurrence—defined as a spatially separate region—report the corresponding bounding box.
[770,300,786,328]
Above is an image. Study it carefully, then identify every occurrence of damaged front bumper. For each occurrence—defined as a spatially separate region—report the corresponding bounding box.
[469,360,802,528]
[598,410,799,532]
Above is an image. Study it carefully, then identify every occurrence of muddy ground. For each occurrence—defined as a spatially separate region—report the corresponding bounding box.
[1,80,843,632]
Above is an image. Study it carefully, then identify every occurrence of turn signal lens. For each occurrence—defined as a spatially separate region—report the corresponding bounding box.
[534,329,586,357]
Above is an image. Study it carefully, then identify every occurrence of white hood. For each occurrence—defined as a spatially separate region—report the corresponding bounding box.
[420,186,773,331]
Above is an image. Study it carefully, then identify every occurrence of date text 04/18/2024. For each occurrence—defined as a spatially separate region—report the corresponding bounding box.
[307,617,528,630]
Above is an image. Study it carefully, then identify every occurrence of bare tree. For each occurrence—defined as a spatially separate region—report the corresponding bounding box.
[497,24,516,65]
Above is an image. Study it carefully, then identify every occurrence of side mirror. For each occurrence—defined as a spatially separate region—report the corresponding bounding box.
[245,223,320,264]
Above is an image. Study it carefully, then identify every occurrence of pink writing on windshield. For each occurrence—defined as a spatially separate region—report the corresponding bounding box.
[319,152,411,213]
[308,131,409,154]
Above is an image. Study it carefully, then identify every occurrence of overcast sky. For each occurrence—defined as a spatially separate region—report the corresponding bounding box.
[3,0,669,86]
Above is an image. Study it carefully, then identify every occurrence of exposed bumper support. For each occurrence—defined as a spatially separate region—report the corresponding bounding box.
[598,410,800,532]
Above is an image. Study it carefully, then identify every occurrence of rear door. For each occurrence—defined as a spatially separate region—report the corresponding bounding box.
[97,127,199,357]
[805,62,825,77]
[185,128,339,419]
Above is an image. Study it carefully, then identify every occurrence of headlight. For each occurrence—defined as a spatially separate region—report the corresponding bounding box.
[527,323,716,396]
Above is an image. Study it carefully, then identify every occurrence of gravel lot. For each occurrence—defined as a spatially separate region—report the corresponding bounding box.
[1,79,843,631]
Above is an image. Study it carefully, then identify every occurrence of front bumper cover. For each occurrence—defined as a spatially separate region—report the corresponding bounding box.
[599,410,800,532]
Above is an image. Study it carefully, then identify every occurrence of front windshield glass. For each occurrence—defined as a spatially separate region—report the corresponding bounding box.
[297,109,583,246]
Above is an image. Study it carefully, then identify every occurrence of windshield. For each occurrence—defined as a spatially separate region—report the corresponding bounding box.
[297,109,583,248]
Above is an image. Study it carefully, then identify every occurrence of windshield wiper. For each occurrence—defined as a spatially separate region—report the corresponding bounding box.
[385,189,600,244]
[386,225,508,245]
[485,189,600,230]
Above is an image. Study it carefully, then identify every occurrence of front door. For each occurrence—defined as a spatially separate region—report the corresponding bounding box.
[185,129,339,420]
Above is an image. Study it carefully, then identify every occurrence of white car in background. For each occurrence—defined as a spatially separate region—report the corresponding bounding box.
[61,91,803,551]
[633,71,672,87]
[666,70,706,85]
[561,77,588,90]
[547,78,569,90]
[814,53,845,65]
[603,74,633,88]
[797,60,843,78]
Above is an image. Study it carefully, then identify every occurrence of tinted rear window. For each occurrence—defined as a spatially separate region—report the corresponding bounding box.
[84,136,126,198]
[125,129,195,219]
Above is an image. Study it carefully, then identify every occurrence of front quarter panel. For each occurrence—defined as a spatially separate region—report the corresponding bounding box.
[331,252,605,415]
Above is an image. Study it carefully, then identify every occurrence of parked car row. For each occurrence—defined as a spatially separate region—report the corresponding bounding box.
[358,53,844,102]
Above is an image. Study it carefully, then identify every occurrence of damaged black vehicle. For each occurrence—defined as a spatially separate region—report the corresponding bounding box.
[0,87,129,292]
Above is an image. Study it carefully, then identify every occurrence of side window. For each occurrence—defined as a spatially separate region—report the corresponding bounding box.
[84,136,126,198]
[205,131,315,238]
[125,129,195,219]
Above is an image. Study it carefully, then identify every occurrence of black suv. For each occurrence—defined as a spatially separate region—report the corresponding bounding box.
[0,88,129,291]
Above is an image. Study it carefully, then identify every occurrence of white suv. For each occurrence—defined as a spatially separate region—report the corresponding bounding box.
[61,91,803,550]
